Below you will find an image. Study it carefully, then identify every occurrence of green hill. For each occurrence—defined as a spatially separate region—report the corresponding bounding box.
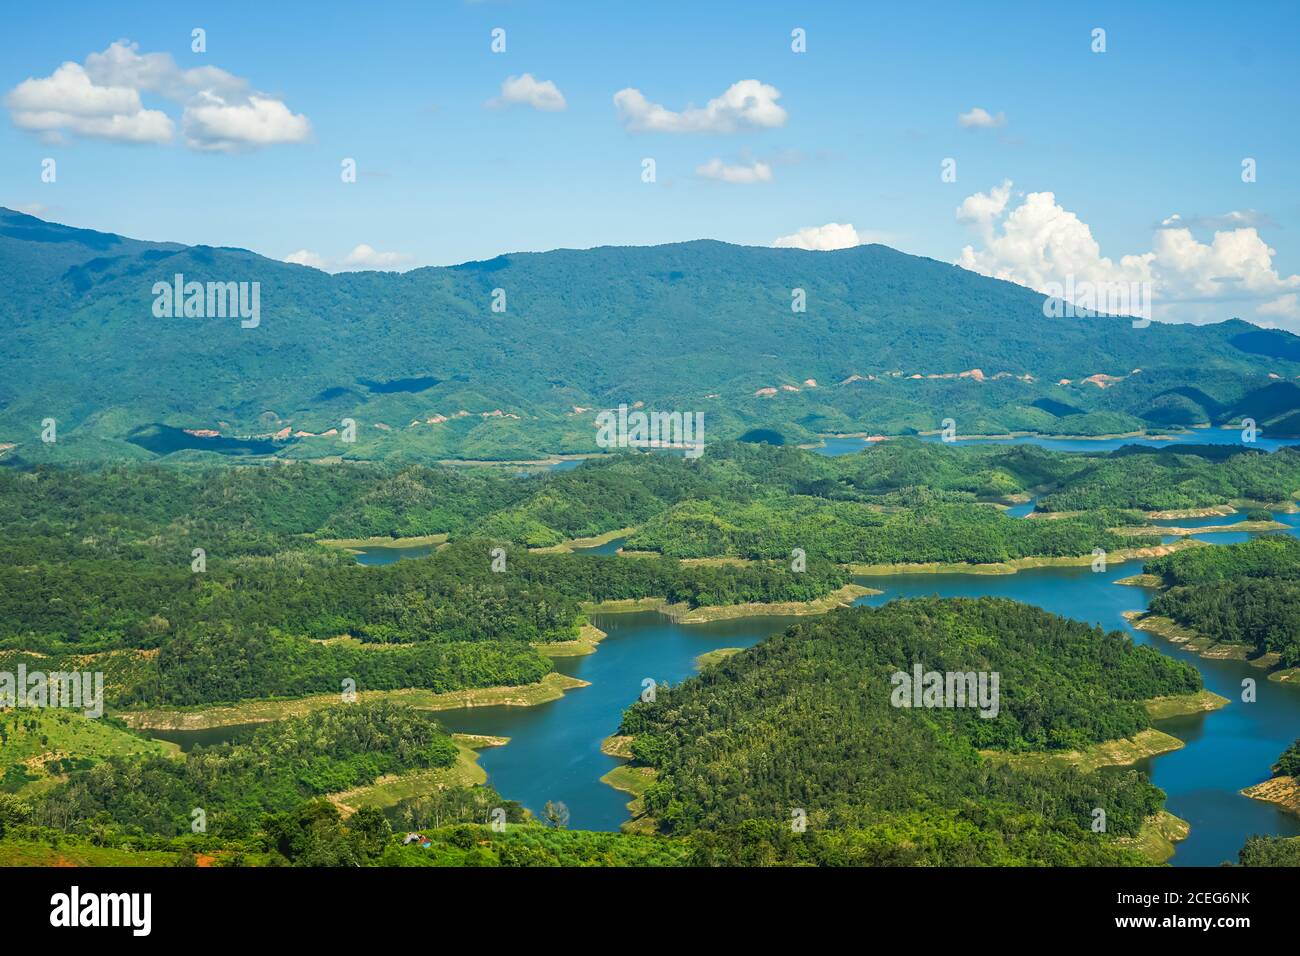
[615,597,1201,865]
[4,206,1300,464]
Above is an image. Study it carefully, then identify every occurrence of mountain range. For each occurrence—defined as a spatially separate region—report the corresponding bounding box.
[4,206,1300,465]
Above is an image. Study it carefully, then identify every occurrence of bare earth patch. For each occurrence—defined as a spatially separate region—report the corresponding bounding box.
[1241,775,1300,816]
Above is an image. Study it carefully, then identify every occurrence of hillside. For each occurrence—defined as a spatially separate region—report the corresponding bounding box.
[4,207,1300,464]
[614,597,1201,865]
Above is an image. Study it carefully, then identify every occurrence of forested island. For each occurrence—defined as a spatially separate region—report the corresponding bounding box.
[1134,536,1300,674]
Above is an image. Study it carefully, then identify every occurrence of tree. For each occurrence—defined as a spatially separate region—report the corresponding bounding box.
[543,800,569,829]
[348,806,392,861]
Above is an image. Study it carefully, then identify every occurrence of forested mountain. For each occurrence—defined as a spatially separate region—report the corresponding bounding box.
[5,206,1300,464]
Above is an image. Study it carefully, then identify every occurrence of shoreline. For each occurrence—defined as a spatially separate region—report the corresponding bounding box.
[1123,612,1259,663]
[816,429,1184,444]
[529,526,637,554]
[1241,775,1300,817]
[535,622,609,658]
[983,727,1186,773]
[117,672,590,731]
[317,533,448,550]
[1116,519,1288,537]
[847,540,1198,577]
[327,734,508,817]
[582,583,879,623]
[1116,811,1191,864]
[1144,688,1231,720]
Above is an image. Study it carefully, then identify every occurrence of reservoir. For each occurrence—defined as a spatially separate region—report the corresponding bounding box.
[346,517,1300,864]
[818,431,1300,456]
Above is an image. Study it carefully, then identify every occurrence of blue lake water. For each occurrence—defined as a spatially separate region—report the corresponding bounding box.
[815,431,1300,457]
[352,544,437,566]
[340,519,1300,864]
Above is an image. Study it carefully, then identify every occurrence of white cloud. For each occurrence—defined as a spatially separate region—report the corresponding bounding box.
[84,41,247,101]
[488,74,566,112]
[956,179,1012,231]
[183,92,311,152]
[956,181,1300,328]
[1259,294,1300,322]
[696,157,772,184]
[284,245,414,273]
[958,107,1006,129]
[5,41,310,150]
[1164,210,1277,231]
[6,62,173,143]
[614,79,786,133]
[342,244,412,270]
[772,223,863,251]
[284,249,327,270]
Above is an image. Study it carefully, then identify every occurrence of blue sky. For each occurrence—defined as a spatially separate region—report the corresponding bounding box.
[3,0,1299,326]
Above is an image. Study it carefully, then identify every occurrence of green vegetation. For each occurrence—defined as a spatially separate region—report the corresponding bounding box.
[0,711,178,792]
[7,209,1300,465]
[626,498,1151,564]
[29,702,457,839]
[380,824,691,867]
[614,598,1199,865]
[6,427,1300,868]
[1145,536,1300,668]
[1237,834,1300,866]
[1036,444,1300,512]
[0,439,1288,712]
[119,672,589,731]
[1235,739,1300,865]
[1143,689,1231,720]
[1275,739,1300,777]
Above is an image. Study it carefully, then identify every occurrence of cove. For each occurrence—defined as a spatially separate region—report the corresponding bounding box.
[278,510,1296,868]
[348,527,1300,864]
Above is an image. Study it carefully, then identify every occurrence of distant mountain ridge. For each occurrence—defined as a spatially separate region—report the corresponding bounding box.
[3,206,1299,464]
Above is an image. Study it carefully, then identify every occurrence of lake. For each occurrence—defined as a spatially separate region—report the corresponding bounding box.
[818,430,1300,456]
[341,520,1300,865]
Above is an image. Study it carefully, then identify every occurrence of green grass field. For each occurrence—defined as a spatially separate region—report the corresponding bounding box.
[0,710,179,793]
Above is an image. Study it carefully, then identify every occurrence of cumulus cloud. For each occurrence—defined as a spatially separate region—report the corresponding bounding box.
[772,223,864,251]
[6,61,173,143]
[958,107,1006,129]
[956,179,1012,231]
[183,91,311,152]
[487,73,566,111]
[696,157,772,184]
[284,249,327,270]
[342,244,413,270]
[955,181,1300,328]
[283,245,415,273]
[1162,210,1277,231]
[1258,294,1300,322]
[614,79,786,133]
[5,40,310,150]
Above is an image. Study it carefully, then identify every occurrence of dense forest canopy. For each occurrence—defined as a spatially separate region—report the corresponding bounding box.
[615,598,1199,865]
[1146,536,1300,667]
[2,434,1297,867]
[31,703,458,838]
